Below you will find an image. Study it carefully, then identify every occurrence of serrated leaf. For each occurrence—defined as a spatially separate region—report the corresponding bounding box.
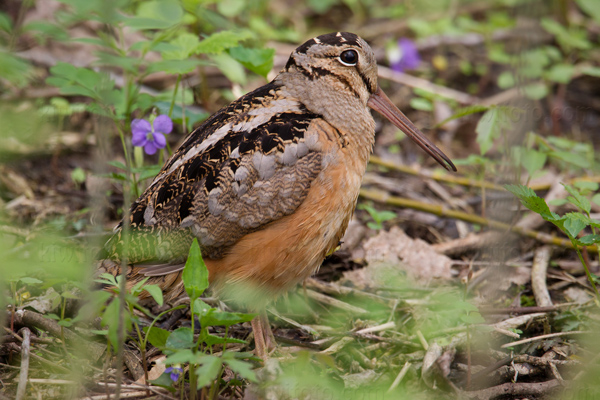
[143,284,164,306]
[143,326,170,349]
[195,356,223,388]
[162,33,201,60]
[505,184,555,220]
[224,357,257,381]
[562,183,591,213]
[182,238,209,300]
[164,349,201,364]
[579,234,600,245]
[562,213,587,238]
[201,332,246,346]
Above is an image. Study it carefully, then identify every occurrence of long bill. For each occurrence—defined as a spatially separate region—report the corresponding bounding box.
[367,86,457,172]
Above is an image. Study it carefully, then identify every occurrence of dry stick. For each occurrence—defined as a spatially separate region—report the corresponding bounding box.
[500,331,588,349]
[359,188,597,252]
[369,156,506,192]
[15,328,31,400]
[531,246,553,308]
[378,66,479,105]
[387,361,411,393]
[466,379,561,400]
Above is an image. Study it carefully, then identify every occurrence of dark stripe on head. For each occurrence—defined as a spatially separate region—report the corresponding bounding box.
[296,38,317,54]
[357,70,375,94]
[312,66,361,99]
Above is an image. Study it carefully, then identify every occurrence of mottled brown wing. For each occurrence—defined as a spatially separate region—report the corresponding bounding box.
[102,82,324,268]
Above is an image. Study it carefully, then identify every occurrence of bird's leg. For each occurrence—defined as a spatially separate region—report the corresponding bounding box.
[251,315,267,359]
[251,309,277,359]
[260,309,276,352]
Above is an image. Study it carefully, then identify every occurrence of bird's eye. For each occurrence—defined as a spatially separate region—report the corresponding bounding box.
[338,50,358,66]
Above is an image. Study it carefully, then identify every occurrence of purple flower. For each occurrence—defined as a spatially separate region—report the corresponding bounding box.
[389,38,421,73]
[131,115,173,155]
[165,366,183,382]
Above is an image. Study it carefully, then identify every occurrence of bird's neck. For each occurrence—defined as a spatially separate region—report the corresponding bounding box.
[274,72,376,160]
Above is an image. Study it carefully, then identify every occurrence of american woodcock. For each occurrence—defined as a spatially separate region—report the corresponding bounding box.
[99,32,456,357]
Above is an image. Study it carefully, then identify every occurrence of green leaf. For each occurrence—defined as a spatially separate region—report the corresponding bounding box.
[144,326,170,349]
[592,193,600,207]
[102,300,132,351]
[434,104,488,128]
[228,46,275,78]
[162,33,201,60]
[165,327,194,350]
[460,313,486,325]
[582,66,600,78]
[146,59,205,75]
[19,277,43,284]
[577,0,600,24]
[143,284,164,306]
[562,183,591,213]
[71,167,86,184]
[201,332,246,346]
[545,64,575,84]
[124,0,184,30]
[497,71,515,89]
[0,51,32,87]
[164,349,200,364]
[200,309,256,328]
[192,298,213,317]
[573,181,599,192]
[523,82,548,100]
[520,148,547,176]
[196,30,253,54]
[579,234,600,245]
[210,52,246,85]
[223,357,257,381]
[182,238,209,300]
[562,212,587,238]
[410,97,433,111]
[195,356,223,388]
[476,107,515,155]
[505,184,555,220]
[0,11,12,32]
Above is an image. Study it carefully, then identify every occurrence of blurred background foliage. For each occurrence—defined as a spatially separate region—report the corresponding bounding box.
[1,0,600,399]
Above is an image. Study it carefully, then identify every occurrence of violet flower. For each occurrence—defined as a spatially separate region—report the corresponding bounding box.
[388,38,421,73]
[131,115,173,155]
[164,366,183,382]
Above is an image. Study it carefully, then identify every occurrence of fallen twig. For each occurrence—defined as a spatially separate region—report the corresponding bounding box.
[466,379,561,399]
[501,331,588,349]
[531,246,553,307]
[360,188,596,252]
[15,328,31,400]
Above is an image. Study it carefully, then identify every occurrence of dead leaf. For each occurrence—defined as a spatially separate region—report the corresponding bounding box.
[135,355,166,384]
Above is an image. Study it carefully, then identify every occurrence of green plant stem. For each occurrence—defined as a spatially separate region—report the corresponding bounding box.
[116,126,140,198]
[168,74,182,118]
[360,188,598,252]
[570,238,600,306]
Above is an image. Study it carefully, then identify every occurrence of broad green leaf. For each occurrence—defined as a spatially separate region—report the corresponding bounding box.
[592,193,600,207]
[573,181,599,192]
[579,234,600,245]
[196,30,253,54]
[182,238,209,300]
[0,51,32,87]
[582,66,600,78]
[549,151,591,169]
[0,11,12,32]
[562,183,591,213]
[102,300,132,352]
[143,284,164,306]
[210,52,246,84]
[201,332,246,346]
[195,355,223,388]
[545,64,575,84]
[505,184,555,220]
[228,46,275,78]
[144,326,170,348]
[577,0,600,24]
[460,313,486,325]
[164,349,201,364]
[520,148,547,176]
[200,309,256,328]
[165,327,194,350]
[497,71,515,89]
[19,277,43,284]
[523,82,548,100]
[162,33,201,60]
[476,107,517,155]
[562,212,587,238]
[192,298,213,317]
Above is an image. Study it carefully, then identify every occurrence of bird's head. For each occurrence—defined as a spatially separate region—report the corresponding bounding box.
[279,31,456,172]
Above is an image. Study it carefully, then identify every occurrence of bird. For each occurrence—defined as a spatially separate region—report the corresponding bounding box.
[98,31,456,358]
